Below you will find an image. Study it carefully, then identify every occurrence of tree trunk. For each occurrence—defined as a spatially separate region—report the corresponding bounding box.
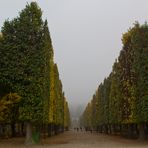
[111,124,115,134]
[48,123,52,137]
[138,122,145,140]
[21,123,25,136]
[61,125,64,133]
[108,124,110,134]
[25,121,33,145]
[99,125,102,133]
[51,123,54,135]
[146,123,148,136]
[105,124,108,134]
[119,124,122,135]
[11,123,16,137]
[53,124,58,135]
[127,124,133,138]
[135,124,139,137]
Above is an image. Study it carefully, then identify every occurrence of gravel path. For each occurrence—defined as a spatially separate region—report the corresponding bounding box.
[0,131,148,148]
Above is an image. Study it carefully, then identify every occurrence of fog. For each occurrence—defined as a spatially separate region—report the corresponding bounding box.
[0,0,148,117]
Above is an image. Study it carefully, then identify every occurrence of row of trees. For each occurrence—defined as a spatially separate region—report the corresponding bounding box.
[80,23,148,140]
[0,2,70,144]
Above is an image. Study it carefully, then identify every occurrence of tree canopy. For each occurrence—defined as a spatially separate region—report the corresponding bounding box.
[81,22,148,139]
[0,2,70,143]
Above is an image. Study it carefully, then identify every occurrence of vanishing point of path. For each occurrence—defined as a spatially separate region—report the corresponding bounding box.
[1,131,148,148]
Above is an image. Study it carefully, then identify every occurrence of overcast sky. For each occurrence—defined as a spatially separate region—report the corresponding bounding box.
[0,0,148,111]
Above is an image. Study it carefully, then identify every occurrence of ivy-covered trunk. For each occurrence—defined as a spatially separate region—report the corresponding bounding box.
[25,121,33,145]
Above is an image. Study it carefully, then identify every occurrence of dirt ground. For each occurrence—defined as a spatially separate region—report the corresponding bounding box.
[0,131,148,148]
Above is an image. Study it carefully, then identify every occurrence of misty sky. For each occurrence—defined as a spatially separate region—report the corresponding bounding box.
[0,0,148,111]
